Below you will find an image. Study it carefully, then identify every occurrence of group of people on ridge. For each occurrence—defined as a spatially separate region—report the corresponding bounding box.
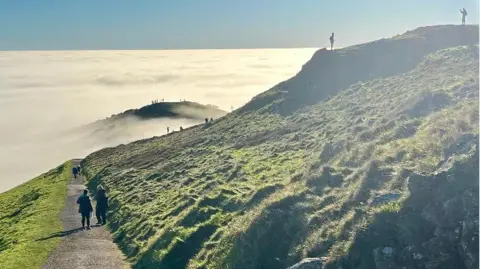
[76,186,109,229]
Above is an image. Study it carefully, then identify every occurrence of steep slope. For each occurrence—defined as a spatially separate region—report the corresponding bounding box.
[81,25,479,269]
[0,162,71,269]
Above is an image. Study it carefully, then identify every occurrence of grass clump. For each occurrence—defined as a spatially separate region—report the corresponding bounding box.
[0,162,71,269]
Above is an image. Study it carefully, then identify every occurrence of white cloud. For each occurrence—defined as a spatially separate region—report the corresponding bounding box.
[0,48,316,192]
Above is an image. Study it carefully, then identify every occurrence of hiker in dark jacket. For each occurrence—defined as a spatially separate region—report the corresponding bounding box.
[95,185,109,225]
[77,189,93,229]
[72,167,78,179]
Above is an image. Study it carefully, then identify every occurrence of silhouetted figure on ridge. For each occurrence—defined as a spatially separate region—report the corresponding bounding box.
[205,118,209,124]
[330,33,335,50]
[167,126,170,133]
[95,185,109,225]
[77,189,93,229]
[210,117,214,122]
[460,8,467,25]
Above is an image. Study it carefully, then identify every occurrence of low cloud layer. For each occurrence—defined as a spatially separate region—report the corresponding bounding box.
[0,48,316,193]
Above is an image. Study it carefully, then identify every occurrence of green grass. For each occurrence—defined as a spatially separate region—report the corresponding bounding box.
[79,25,478,269]
[0,161,71,269]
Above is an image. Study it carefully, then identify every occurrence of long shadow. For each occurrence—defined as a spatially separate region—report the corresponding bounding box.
[34,227,85,241]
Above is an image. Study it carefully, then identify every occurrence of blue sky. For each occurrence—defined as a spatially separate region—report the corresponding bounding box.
[0,0,478,50]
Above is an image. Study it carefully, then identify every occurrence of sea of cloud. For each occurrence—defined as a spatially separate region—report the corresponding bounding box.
[0,48,316,193]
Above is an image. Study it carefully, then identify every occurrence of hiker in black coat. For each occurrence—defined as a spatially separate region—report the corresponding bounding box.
[95,186,109,225]
[72,167,78,179]
[77,189,93,229]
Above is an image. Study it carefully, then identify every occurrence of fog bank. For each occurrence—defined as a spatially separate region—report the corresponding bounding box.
[0,48,316,193]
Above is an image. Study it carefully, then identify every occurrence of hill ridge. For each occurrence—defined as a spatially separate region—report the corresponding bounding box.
[240,24,478,115]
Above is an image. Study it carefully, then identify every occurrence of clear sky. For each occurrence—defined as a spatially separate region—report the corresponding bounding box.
[0,0,478,50]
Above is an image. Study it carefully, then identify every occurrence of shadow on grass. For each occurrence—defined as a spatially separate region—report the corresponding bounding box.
[324,146,479,269]
[133,224,217,269]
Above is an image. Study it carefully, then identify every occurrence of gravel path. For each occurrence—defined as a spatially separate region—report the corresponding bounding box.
[43,159,128,269]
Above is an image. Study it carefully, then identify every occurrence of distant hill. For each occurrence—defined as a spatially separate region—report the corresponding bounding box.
[105,101,227,121]
[78,101,227,147]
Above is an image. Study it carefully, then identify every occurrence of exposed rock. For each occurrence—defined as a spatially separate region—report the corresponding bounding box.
[287,258,323,269]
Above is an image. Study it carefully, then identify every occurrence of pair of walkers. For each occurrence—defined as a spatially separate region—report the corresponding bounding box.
[72,165,81,179]
[76,186,109,229]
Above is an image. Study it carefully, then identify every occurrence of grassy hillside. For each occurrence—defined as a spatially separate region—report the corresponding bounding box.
[82,25,479,269]
[0,162,71,269]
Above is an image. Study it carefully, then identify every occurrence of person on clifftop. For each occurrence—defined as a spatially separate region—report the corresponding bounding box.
[95,185,109,225]
[330,33,335,50]
[77,189,93,229]
[460,8,467,25]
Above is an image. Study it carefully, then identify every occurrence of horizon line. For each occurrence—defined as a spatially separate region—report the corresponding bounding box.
[0,46,321,53]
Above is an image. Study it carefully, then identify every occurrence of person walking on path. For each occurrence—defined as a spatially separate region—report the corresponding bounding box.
[460,8,467,25]
[95,185,109,225]
[77,189,93,229]
[72,166,78,179]
[330,33,335,50]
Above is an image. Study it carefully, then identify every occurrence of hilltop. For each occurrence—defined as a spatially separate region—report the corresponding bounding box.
[79,25,479,269]
[102,101,226,121]
[79,101,227,148]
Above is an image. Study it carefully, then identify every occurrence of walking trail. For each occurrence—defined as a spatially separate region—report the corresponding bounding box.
[43,159,128,269]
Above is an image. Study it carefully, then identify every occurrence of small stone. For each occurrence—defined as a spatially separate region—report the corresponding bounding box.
[382,246,394,255]
[413,253,423,260]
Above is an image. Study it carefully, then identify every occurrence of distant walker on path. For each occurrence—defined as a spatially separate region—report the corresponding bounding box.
[330,32,335,50]
[72,167,78,179]
[460,8,467,25]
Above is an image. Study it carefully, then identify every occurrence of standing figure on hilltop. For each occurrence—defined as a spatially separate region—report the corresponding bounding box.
[460,8,467,25]
[167,126,170,134]
[77,189,93,229]
[330,33,335,50]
